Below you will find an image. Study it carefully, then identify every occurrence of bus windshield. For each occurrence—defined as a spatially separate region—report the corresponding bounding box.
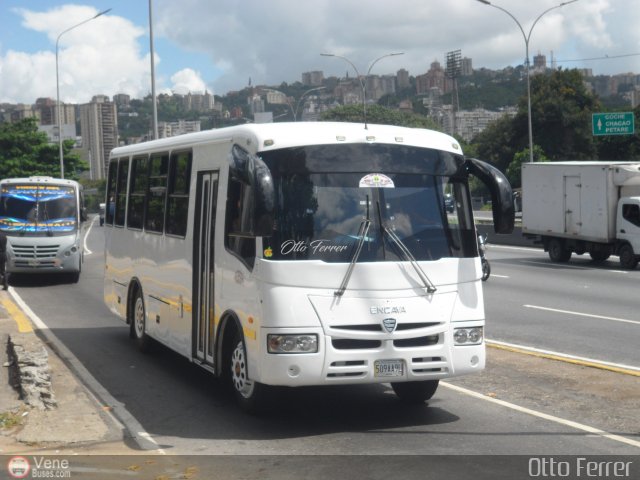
[261,144,476,263]
[0,184,78,236]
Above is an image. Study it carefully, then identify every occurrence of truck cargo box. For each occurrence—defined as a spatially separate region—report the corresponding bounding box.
[522,161,640,244]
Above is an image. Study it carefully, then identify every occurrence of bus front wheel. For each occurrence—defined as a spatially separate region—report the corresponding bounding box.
[130,289,152,352]
[391,380,439,404]
[229,332,272,414]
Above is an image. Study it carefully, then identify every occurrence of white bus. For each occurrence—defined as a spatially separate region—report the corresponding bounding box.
[0,176,87,285]
[103,122,514,412]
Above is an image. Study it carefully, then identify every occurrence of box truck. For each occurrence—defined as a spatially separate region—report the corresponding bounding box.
[522,161,640,269]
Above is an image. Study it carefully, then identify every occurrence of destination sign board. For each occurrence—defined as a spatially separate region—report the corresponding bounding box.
[592,112,635,136]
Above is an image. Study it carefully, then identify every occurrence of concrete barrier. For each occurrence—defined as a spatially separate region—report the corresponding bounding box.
[476,224,539,248]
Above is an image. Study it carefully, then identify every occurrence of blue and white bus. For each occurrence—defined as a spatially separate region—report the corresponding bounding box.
[0,176,86,284]
[103,122,514,412]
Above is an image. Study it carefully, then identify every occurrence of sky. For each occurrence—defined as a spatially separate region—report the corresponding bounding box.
[0,0,639,105]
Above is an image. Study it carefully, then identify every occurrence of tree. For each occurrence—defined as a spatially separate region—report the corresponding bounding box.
[471,69,601,172]
[0,118,87,180]
[320,104,440,129]
[506,146,548,189]
[527,69,599,160]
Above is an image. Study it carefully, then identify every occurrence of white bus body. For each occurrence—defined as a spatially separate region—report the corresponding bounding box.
[0,176,86,283]
[103,122,513,411]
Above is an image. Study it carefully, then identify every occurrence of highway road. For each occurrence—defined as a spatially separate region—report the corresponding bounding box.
[482,243,639,368]
[6,220,639,471]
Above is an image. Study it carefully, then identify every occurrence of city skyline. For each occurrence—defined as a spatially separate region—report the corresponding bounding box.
[1,0,639,105]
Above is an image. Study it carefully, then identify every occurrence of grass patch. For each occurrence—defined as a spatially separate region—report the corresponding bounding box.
[0,409,25,430]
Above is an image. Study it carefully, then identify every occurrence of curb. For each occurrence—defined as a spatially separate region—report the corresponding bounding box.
[0,290,130,453]
[7,333,57,410]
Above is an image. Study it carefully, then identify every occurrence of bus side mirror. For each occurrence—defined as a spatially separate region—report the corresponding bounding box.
[230,145,275,237]
[465,157,515,234]
[81,207,88,222]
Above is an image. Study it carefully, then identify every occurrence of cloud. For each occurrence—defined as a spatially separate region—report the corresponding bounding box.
[153,0,637,93]
[1,5,150,104]
[1,0,637,105]
[170,68,207,94]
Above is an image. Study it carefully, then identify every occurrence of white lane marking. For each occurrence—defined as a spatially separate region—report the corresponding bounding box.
[83,216,96,255]
[489,274,510,278]
[491,245,630,273]
[487,339,640,373]
[8,288,166,454]
[441,382,640,449]
[524,304,640,326]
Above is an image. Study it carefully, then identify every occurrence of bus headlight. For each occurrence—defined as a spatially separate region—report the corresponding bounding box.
[268,334,318,354]
[454,327,483,346]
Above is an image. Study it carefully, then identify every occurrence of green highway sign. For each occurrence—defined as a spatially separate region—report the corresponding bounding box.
[592,112,635,136]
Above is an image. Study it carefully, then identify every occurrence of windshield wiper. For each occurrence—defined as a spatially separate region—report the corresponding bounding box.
[335,197,372,297]
[376,201,437,294]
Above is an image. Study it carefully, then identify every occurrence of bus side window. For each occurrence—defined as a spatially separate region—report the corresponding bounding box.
[105,159,118,225]
[225,178,256,269]
[115,159,129,227]
[145,153,169,233]
[166,151,191,237]
[127,155,148,230]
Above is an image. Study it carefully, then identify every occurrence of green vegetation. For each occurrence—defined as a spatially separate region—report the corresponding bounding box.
[0,118,87,180]
[320,103,440,129]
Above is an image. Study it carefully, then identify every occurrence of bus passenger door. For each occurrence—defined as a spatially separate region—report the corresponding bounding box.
[193,171,219,367]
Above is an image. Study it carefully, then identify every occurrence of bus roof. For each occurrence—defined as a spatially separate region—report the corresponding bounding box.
[0,176,81,187]
[110,122,463,158]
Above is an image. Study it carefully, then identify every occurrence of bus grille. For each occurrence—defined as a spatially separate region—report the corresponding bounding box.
[11,244,60,267]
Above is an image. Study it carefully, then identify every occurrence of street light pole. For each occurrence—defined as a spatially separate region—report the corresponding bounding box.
[476,0,578,162]
[294,86,326,121]
[321,52,403,129]
[56,8,111,179]
[149,0,158,140]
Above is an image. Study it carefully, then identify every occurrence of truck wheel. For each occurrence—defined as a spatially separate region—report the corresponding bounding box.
[229,331,273,414]
[589,251,610,263]
[391,380,439,404]
[618,244,639,270]
[548,239,571,262]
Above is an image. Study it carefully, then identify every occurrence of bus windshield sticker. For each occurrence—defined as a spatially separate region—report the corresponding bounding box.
[359,173,394,189]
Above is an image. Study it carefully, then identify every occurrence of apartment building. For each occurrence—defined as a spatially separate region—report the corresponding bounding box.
[79,95,118,180]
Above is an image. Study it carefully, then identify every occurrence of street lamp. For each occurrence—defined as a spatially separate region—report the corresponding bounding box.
[264,86,326,121]
[321,52,404,129]
[56,8,111,179]
[476,0,578,162]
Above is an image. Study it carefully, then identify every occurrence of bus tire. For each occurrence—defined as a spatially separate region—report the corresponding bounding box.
[130,288,152,353]
[229,331,272,414]
[391,380,439,404]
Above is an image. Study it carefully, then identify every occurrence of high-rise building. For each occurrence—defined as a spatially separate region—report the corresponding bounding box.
[461,57,473,76]
[302,71,324,86]
[79,95,118,180]
[396,69,410,89]
[416,60,447,95]
[157,120,201,138]
[533,53,546,73]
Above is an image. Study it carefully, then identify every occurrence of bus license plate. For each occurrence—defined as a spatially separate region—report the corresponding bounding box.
[374,359,404,377]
